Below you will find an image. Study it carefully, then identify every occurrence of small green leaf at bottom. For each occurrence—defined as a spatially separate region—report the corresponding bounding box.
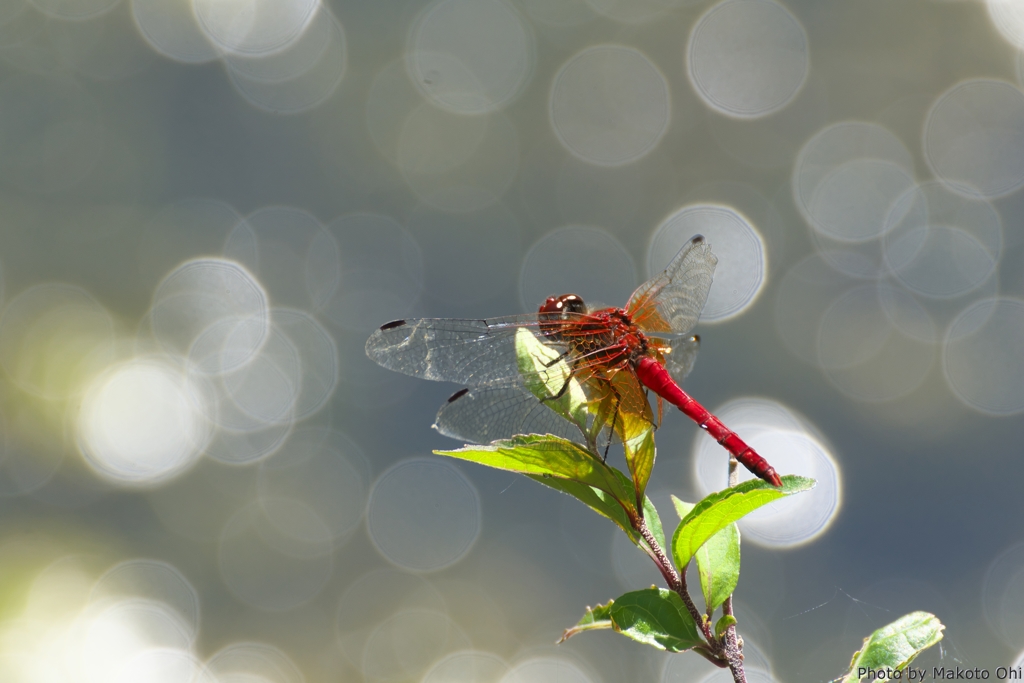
[562,587,703,652]
[558,602,613,642]
[610,588,702,651]
[842,612,945,682]
[714,614,737,639]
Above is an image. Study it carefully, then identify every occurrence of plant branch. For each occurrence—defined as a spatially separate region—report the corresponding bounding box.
[721,455,746,683]
[635,514,681,592]
[635,514,717,654]
[721,605,746,683]
[629,454,750,681]
[692,643,731,668]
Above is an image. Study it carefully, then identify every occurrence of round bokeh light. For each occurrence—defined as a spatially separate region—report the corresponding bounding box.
[688,0,808,119]
[406,0,534,114]
[366,458,481,572]
[77,356,211,488]
[649,204,766,322]
[550,45,670,166]
[693,398,841,548]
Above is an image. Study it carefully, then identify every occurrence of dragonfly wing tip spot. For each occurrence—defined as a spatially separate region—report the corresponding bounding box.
[447,388,470,402]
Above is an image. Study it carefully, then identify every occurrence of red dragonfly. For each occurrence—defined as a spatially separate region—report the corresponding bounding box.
[365,235,781,486]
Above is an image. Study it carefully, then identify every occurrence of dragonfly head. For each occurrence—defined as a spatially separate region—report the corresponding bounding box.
[539,293,586,316]
[538,294,586,338]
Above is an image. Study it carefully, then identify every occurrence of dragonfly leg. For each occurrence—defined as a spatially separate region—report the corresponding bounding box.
[542,348,572,368]
[539,373,573,403]
[595,378,623,463]
[603,395,620,462]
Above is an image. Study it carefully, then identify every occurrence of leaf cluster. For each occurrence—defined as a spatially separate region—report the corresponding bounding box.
[433,330,808,664]
[433,327,944,678]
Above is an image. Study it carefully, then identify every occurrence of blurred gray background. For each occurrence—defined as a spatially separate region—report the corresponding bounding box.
[0,0,1023,681]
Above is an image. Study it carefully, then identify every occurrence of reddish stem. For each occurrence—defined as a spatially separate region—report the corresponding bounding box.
[721,456,747,683]
[629,454,749,681]
[634,516,718,655]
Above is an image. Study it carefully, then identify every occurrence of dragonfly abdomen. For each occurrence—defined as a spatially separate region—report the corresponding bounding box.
[633,356,782,487]
[704,420,782,487]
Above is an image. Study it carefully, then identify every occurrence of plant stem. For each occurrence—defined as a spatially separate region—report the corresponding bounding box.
[635,515,716,654]
[633,456,750,682]
[692,644,731,668]
[636,515,681,592]
[722,455,746,683]
[722,609,746,683]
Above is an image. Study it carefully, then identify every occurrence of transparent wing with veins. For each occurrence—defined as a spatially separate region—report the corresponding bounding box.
[433,384,588,445]
[366,313,623,446]
[664,334,700,384]
[366,313,577,387]
[626,235,717,336]
[366,314,549,387]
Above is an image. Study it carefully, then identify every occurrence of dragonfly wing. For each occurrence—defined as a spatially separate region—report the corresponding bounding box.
[434,385,585,444]
[664,335,700,384]
[627,235,717,335]
[365,315,559,386]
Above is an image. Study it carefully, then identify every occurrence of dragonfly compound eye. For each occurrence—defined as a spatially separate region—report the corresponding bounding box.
[538,294,586,338]
[538,293,585,316]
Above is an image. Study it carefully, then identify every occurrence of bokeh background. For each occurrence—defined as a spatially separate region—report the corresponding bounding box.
[1,0,1023,680]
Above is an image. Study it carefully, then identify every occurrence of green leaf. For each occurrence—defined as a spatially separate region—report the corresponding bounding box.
[675,493,742,612]
[695,522,740,612]
[641,493,666,557]
[567,589,703,651]
[714,614,737,639]
[672,475,814,568]
[672,495,694,520]
[559,602,613,642]
[515,328,588,431]
[842,612,945,682]
[670,496,694,566]
[607,587,703,652]
[435,434,634,507]
[527,474,639,543]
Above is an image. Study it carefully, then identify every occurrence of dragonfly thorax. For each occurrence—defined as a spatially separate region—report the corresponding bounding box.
[592,307,651,364]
